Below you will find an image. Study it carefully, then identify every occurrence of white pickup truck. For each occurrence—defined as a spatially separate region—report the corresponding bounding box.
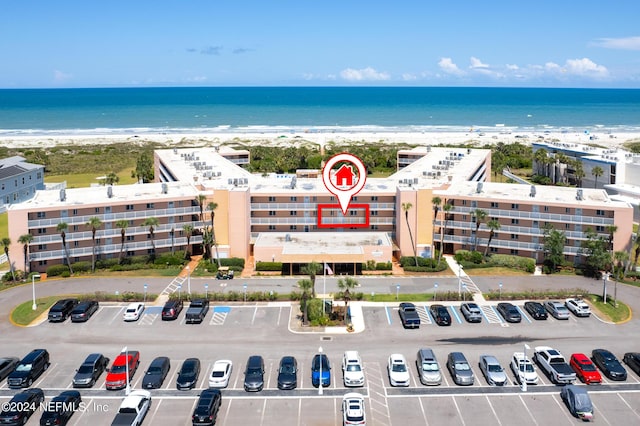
[533,346,576,384]
[110,390,151,426]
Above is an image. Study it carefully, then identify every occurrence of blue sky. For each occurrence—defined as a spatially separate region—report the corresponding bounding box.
[2,1,640,88]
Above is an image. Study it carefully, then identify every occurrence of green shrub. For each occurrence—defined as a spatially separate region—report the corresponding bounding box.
[221,257,245,268]
[71,261,91,273]
[256,261,282,271]
[154,252,187,266]
[96,258,119,269]
[376,262,392,271]
[403,260,448,273]
[46,264,70,277]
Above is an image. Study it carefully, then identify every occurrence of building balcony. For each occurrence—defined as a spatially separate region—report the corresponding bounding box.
[441,206,615,225]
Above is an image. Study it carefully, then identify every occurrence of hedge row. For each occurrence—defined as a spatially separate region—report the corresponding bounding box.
[256,261,282,271]
[455,251,535,273]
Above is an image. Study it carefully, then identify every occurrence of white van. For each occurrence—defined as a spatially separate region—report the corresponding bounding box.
[416,348,442,385]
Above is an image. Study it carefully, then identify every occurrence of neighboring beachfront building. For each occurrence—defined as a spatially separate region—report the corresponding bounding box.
[0,156,45,211]
[433,182,633,264]
[7,181,203,273]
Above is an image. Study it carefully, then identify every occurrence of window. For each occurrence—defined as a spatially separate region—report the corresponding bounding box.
[596,225,605,232]
[371,224,379,230]
[510,249,519,255]
[511,219,519,225]
[490,247,498,253]
[37,228,47,234]
[37,244,47,250]
[371,211,378,216]
[74,241,80,247]
[38,260,48,266]
[565,223,571,230]
[126,236,135,241]
[462,200,468,206]
[565,208,571,214]
[350,210,358,216]
[352,196,357,201]
[268,225,276,230]
[491,202,499,208]
[511,203,519,210]
[596,210,605,216]
[544,206,549,212]
[37,172,42,179]
[268,196,276,202]
[126,205,134,211]
[73,209,78,215]
[290,196,297,202]
[371,196,378,201]
[289,225,297,230]
[533,221,539,227]
[93,207,99,213]
[269,211,276,216]
[511,234,519,240]
[36,211,46,218]
[461,229,467,235]
[146,203,154,209]
[290,211,297,216]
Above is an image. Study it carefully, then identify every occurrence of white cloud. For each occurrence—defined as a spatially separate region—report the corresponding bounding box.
[339,67,390,81]
[564,58,609,78]
[438,57,464,76]
[593,36,640,51]
[469,57,489,69]
[402,73,417,81]
[506,64,519,71]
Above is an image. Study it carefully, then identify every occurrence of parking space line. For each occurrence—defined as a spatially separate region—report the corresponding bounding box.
[251,306,258,325]
[617,393,640,419]
[551,393,576,423]
[108,307,125,325]
[34,362,57,387]
[451,396,466,426]
[266,360,274,390]
[209,306,230,325]
[366,362,391,426]
[259,399,267,425]
[385,306,392,325]
[418,306,432,325]
[147,397,163,424]
[233,362,244,390]
[165,362,181,389]
[481,305,502,324]
[450,306,462,324]
[517,395,539,425]
[516,305,532,323]
[417,396,429,426]
[484,395,502,426]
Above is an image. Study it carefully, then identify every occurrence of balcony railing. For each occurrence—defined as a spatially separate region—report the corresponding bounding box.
[250,202,395,210]
[436,234,582,255]
[438,205,615,225]
[250,217,395,225]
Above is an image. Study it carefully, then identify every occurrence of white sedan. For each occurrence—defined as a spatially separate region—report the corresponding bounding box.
[387,354,410,387]
[342,392,366,426]
[208,360,233,388]
[123,302,145,321]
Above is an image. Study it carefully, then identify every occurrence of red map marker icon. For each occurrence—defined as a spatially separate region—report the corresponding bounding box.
[322,153,367,215]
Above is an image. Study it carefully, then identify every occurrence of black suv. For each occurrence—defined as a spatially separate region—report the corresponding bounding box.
[70,300,99,322]
[192,388,222,426]
[48,298,79,322]
[7,349,50,388]
[39,390,82,426]
[162,299,184,320]
[0,388,44,425]
[72,353,109,388]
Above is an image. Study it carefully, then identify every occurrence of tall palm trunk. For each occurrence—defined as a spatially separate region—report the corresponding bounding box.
[61,231,73,274]
[484,231,495,257]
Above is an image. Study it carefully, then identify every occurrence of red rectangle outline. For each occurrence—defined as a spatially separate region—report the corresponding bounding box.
[317,203,370,228]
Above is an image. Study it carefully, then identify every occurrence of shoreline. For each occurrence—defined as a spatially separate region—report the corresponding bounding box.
[1,129,638,150]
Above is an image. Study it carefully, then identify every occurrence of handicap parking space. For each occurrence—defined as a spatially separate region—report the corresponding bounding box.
[137,306,162,326]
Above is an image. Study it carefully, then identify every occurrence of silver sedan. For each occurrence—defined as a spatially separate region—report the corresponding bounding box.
[479,355,507,386]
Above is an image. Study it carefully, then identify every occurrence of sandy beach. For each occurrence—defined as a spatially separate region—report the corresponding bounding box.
[0,129,638,150]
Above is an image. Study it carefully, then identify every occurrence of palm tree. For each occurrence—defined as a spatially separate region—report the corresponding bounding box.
[534,149,548,175]
[633,239,640,271]
[1,238,15,281]
[115,220,129,264]
[86,217,102,273]
[606,224,618,253]
[573,161,585,187]
[483,219,501,257]
[337,276,358,325]
[297,278,313,325]
[402,202,418,266]
[207,201,221,268]
[472,209,487,252]
[56,222,73,275]
[592,166,604,189]
[18,233,33,276]
[143,217,159,260]
[431,197,442,258]
[438,203,454,262]
[196,194,207,222]
[613,250,629,281]
[169,227,175,255]
[183,224,194,259]
[301,261,321,298]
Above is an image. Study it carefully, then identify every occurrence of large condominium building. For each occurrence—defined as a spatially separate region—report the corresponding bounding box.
[7,144,634,274]
[8,181,203,273]
[0,156,45,209]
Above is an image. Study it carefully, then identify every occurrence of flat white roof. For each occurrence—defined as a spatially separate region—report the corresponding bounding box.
[255,232,391,255]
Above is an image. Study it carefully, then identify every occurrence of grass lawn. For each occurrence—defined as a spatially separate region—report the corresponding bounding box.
[587,294,630,323]
[0,212,7,247]
[11,296,62,326]
[46,169,137,188]
[465,267,532,276]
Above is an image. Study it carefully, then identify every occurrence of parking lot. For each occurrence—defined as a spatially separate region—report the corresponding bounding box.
[2,295,640,425]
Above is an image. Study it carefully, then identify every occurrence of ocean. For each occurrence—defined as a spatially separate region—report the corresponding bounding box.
[1,87,639,136]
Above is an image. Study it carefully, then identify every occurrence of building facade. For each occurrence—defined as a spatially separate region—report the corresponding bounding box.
[0,156,45,210]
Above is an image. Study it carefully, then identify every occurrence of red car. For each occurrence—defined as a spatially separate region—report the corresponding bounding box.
[570,353,602,385]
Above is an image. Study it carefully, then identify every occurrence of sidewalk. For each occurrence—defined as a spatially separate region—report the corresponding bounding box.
[443,255,485,303]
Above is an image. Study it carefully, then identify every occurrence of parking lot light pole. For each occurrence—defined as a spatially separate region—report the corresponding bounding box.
[434,283,438,301]
[318,347,323,395]
[178,284,182,301]
[123,346,130,396]
[521,343,530,392]
[602,272,608,304]
[499,282,503,299]
[205,283,209,299]
[31,274,41,310]
[395,284,400,300]
[458,263,463,299]
[143,283,148,303]
[186,266,191,295]
[243,283,247,303]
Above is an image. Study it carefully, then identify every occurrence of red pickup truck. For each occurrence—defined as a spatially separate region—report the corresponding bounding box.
[105,350,140,390]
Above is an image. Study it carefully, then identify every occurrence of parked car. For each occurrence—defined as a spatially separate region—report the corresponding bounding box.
[342,393,366,426]
[565,298,591,317]
[398,302,420,329]
[460,302,483,323]
[105,350,140,390]
[510,352,538,385]
[497,302,521,323]
[48,298,79,322]
[416,348,442,386]
[592,349,627,381]
[277,356,298,390]
[122,302,145,321]
[0,388,44,425]
[244,355,265,392]
[387,354,410,387]
[192,388,222,426]
[142,356,171,389]
[7,349,50,388]
[561,385,594,421]
[70,300,99,322]
[429,304,452,326]
[479,355,507,386]
[177,358,201,390]
[161,299,183,321]
[544,300,570,320]
[208,360,233,388]
[447,352,474,386]
[623,352,640,377]
[0,357,19,382]
[524,301,548,320]
[570,353,602,385]
[39,390,81,426]
[342,351,365,387]
[110,389,151,426]
[311,353,331,388]
[72,353,110,388]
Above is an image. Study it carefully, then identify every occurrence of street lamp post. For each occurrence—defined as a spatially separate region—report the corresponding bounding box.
[143,284,148,303]
[243,283,247,303]
[458,263,464,299]
[499,282,503,299]
[434,283,438,301]
[205,283,209,299]
[178,284,182,301]
[31,274,41,310]
[318,347,323,395]
[396,284,400,300]
[521,343,531,392]
[462,284,468,301]
[602,272,608,304]
[186,266,191,295]
[123,346,131,396]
